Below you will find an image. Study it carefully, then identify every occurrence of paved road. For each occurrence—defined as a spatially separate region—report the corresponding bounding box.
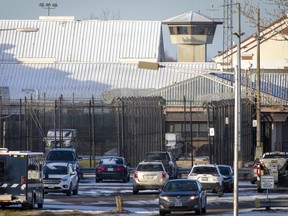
[42,175,260,215]
[4,175,286,215]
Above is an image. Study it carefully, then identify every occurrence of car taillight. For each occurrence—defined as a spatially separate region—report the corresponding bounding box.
[162,172,166,179]
[255,165,261,177]
[21,176,26,185]
[134,171,138,179]
[96,165,105,171]
[116,166,125,171]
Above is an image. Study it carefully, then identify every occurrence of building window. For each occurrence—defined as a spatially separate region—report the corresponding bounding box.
[166,122,208,138]
[192,26,206,35]
[177,26,188,34]
[207,26,216,35]
[169,27,177,35]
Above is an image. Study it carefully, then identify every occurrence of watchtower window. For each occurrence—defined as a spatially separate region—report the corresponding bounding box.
[177,26,188,34]
[169,27,177,35]
[208,26,216,35]
[192,26,206,35]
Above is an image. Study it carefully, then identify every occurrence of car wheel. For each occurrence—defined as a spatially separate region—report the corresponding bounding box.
[159,210,170,215]
[29,195,36,210]
[257,186,264,193]
[38,203,43,209]
[66,184,72,196]
[133,188,138,194]
[217,189,224,197]
[202,206,206,214]
[37,190,44,208]
[195,204,202,215]
[229,185,234,193]
[73,183,79,195]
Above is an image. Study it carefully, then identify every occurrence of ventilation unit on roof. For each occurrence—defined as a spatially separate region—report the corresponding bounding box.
[39,16,75,21]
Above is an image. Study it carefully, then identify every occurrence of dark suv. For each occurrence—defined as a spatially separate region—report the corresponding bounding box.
[145,151,178,179]
[45,148,82,178]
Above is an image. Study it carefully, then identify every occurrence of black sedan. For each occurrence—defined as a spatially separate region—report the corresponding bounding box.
[159,179,207,215]
[95,156,130,183]
[218,165,234,192]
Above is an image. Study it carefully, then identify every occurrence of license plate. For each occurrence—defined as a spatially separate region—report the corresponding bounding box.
[107,168,114,171]
[202,177,208,181]
[175,202,182,207]
[48,185,55,189]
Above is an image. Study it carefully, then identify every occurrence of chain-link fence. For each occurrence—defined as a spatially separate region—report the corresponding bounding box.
[0,95,256,167]
[0,96,165,167]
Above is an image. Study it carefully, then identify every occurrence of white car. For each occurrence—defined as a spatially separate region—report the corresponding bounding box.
[133,161,169,194]
[187,164,224,197]
[43,162,79,196]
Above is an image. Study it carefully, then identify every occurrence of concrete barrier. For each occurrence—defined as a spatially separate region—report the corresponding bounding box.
[255,198,288,210]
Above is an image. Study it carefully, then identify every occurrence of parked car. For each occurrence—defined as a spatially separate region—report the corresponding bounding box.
[187,164,224,197]
[43,162,79,196]
[133,161,169,194]
[159,179,207,215]
[46,128,78,149]
[95,156,130,183]
[217,165,234,192]
[145,151,178,179]
[45,148,82,178]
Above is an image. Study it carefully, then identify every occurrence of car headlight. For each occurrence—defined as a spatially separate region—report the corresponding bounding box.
[159,196,169,201]
[189,195,199,200]
[62,176,69,181]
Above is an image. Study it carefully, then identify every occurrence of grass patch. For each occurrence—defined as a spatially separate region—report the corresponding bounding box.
[79,158,99,168]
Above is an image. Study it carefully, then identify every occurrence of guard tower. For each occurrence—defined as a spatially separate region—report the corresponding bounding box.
[163,11,222,62]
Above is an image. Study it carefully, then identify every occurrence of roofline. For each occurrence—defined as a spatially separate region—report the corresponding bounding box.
[214,14,288,59]
[162,21,223,25]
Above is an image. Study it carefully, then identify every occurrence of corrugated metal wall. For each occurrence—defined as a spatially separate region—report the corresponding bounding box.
[0,19,164,63]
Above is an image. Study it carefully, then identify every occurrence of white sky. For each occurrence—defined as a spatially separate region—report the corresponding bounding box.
[1,0,275,60]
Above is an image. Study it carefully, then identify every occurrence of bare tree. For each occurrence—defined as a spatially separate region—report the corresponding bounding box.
[87,8,120,20]
[241,0,288,41]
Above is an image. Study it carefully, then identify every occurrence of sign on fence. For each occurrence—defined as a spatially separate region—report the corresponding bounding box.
[261,176,274,189]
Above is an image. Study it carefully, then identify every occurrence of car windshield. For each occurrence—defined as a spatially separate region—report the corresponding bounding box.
[100,157,123,165]
[46,151,75,161]
[263,154,288,158]
[137,164,163,171]
[44,165,68,175]
[218,166,231,175]
[192,166,218,174]
[146,154,168,161]
[163,181,198,192]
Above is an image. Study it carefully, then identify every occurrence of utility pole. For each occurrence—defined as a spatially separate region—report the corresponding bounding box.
[233,3,242,216]
[255,8,263,158]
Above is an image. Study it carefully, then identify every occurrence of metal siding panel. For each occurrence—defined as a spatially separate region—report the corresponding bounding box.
[0,19,163,63]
